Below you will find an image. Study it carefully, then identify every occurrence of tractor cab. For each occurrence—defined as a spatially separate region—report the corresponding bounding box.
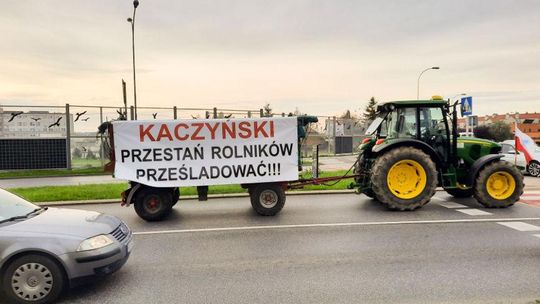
[364,97,452,166]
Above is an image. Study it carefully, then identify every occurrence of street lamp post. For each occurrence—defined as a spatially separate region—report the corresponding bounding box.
[127,0,139,120]
[417,66,439,100]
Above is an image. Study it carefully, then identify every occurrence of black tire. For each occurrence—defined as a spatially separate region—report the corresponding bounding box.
[371,147,437,210]
[250,183,286,216]
[445,188,474,198]
[354,153,378,200]
[2,254,65,304]
[527,161,540,177]
[171,187,180,206]
[362,188,377,199]
[353,153,365,184]
[134,187,174,221]
[474,160,523,208]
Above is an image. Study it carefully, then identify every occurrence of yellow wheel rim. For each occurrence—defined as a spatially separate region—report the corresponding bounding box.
[386,160,427,199]
[486,171,515,200]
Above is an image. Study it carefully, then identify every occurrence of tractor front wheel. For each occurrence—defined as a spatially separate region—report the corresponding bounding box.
[371,147,437,210]
[474,161,523,208]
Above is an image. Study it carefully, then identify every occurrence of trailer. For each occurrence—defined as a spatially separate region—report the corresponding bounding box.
[102,115,358,221]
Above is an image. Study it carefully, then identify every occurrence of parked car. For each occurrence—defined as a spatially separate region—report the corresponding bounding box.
[0,188,133,304]
[499,140,540,177]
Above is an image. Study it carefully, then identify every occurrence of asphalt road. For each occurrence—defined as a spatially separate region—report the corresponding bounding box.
[55,192,540,304]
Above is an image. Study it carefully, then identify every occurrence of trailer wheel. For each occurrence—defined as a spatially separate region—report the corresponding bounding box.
[134,187,174,221]
[474,160,523,208]
[250,183,286,216]
[171,188,180,206]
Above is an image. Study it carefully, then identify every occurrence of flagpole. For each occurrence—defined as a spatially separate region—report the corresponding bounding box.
[514,123,517,165]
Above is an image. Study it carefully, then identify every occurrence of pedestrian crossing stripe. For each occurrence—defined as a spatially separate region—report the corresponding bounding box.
[519,193,540,206]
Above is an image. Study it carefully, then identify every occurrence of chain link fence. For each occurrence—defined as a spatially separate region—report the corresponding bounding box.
[0,104,368,170]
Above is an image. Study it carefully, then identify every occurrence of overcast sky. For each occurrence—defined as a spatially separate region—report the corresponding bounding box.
[1,0,539,117]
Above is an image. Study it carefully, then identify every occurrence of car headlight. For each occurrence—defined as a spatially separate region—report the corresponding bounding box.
[77,235,114,251]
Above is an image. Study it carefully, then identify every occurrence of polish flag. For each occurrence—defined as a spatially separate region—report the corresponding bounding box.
[515,124,537,163]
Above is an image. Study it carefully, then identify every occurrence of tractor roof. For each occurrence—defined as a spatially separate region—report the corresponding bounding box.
[384,99,448,107]
[376,99,448,112]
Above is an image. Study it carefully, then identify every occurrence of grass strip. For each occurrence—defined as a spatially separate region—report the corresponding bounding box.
[11,170,354,202]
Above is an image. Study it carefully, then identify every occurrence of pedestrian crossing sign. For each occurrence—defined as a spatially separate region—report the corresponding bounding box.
[461,96,473,116]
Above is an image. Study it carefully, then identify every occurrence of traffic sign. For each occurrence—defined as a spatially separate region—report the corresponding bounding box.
[461,96,473,116]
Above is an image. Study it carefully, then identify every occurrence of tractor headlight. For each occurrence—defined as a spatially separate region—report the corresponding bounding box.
[77,235,114,251]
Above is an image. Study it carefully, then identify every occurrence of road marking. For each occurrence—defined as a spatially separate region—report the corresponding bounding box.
[455,209,492,216]
[534,234,540,238]
[497,222,540,232]
[436,201,469,209]
[131,217,540,236]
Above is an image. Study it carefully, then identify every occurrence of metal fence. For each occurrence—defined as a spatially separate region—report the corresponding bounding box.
[0,103,368,170]
[297,115,369,158]
[0,104,263,170]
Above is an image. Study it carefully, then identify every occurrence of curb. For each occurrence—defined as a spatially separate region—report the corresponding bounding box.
[35,187,540,207]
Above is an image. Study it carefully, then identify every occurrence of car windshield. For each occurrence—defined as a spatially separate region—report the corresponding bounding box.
[0,189,39,221]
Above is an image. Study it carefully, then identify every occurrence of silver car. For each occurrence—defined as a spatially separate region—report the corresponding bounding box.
[0,189,133,304]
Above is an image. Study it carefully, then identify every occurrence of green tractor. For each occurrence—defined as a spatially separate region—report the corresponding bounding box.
[353,96,523,210]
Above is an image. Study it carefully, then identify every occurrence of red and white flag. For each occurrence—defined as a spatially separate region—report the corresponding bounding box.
[515,124,537,163]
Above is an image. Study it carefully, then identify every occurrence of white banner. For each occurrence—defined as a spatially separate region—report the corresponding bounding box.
[113,117,298,187]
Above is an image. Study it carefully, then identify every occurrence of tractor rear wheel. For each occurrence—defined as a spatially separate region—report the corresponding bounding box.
[474,160,523,208]
[371,147,437,210]
[445,188,474,198]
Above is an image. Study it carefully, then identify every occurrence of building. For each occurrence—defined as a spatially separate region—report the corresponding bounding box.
[0,108,73,138]
[458,112,540,143]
